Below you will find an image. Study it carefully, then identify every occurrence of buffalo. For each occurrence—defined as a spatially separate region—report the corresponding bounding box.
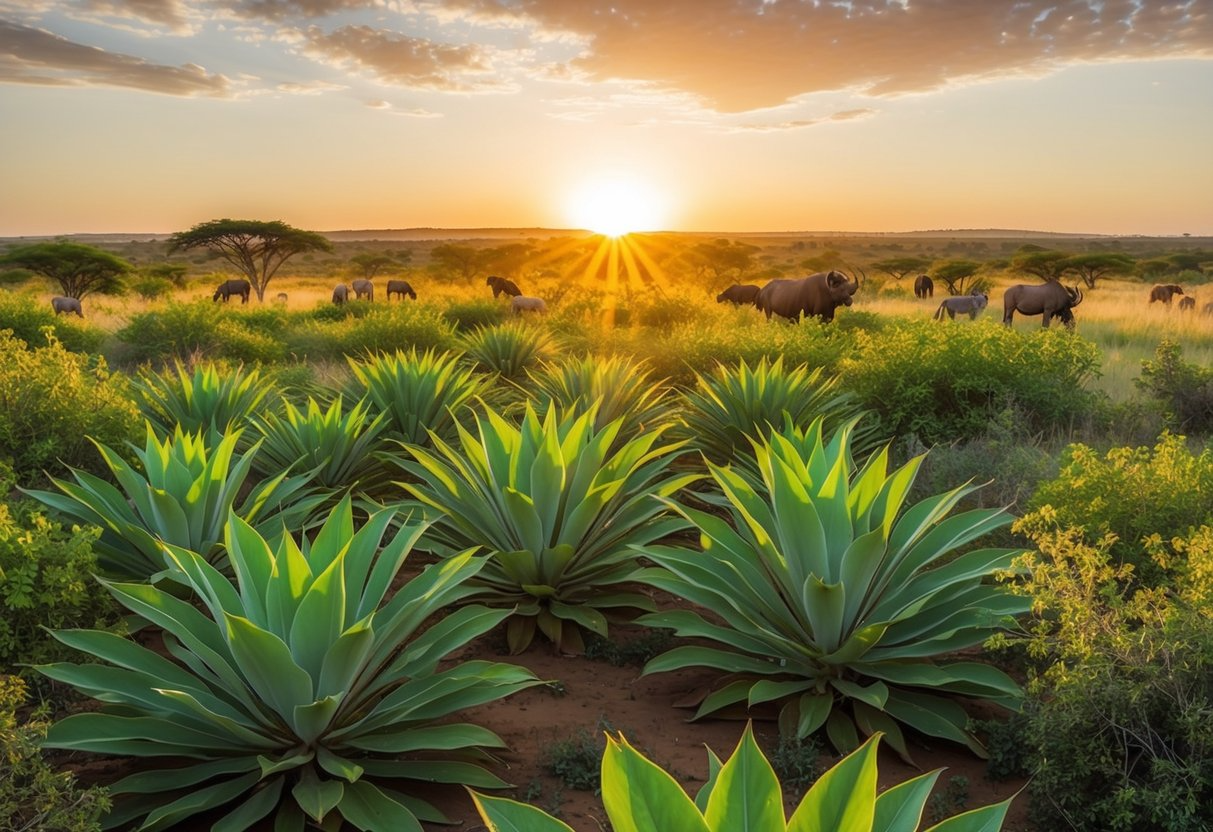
[51,296,83,317]
[754,269,862,323]
[487,275,522,298]
[351,278,374,301]
[332,283,349,305]
[935,292,988,320]
[1149,284,1184,304]
[716,284,761,306]
[212,279,251,304]
[1002,282,1083,329]
[1178,296,1196,311]
[386,279,416,300]
[511,296,547,314]
[914,274,934,299]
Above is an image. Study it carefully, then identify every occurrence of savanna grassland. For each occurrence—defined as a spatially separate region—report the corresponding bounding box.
[2,228,1213,832]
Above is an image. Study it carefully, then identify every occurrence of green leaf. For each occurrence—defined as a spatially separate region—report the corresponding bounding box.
[470,791,575,832]
[703,723,785,832]
[872,770,940,832]
[601,734,710,832]
[337,780,424,832]
[224,613,314,719]
[787,733,879,832]
[292,768,343,823]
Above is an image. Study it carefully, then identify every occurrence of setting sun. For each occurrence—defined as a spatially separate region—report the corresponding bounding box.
[566,176,669,237]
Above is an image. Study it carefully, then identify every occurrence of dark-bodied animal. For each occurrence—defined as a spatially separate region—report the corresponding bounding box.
[1149,284,1184,305]
[1203,301,1213,317]
[1002,282,1083,329]
[351,278,374,301]
[914,274,934,299]
[511,295,547,314]
[51,296,82,317]
[934,292,988,320]
[716,284,761,306]
[487,275,522,298]
[1178,296,1196,311]
[754,269,862,323]
[274,292,288,304]
[212,279,251,304]
[386,279,416,300]
[332,283,349,305]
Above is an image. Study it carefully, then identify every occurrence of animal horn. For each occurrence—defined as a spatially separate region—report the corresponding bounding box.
[842,261,864,292]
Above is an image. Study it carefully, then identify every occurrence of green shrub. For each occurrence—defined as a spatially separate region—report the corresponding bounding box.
[543,728,603,791]
[0,675,110,832]
[116,300,286,364]
[1026,432,1213,584]
[0,293,103,353]
[461,322,553,379]
[1137,340,1213,434]
[840,319,1101,443]
[131,276,174,301]
[443,298,508,330]
[133,360,281,443]
[288,305,458,361]
[0,330,140,487]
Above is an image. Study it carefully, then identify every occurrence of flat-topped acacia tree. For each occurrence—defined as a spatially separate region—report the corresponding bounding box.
[168,218,332,301]
[0,241,131,300]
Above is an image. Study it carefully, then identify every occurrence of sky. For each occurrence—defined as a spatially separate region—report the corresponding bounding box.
[0,0,1211,236]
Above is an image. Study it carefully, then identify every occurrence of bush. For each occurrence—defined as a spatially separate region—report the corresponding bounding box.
[0,293,103,353]
[0,675,110,832]
[0,330,140,487]
[287,304,458,361]
[116,300,285,364]
[1137,340,1213,434]
[461,322,553,379]
[443,298,508,330]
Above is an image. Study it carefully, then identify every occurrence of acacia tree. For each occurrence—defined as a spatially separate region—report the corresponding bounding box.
[872,256,931,281]
[349,253,398,280]
[430,243,485,282]
[168,219,331,301]
[1061,253,1135,289]
[1012,250,1070,283]
[932,259,983,295]
[0,241,130,300]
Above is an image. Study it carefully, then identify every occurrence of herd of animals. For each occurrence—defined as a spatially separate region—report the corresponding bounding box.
[47,270,1209,327]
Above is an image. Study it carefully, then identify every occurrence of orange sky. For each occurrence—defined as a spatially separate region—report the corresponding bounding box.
[1,1,1211,236]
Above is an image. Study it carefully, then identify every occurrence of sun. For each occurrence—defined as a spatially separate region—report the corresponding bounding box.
[566,176,668,237]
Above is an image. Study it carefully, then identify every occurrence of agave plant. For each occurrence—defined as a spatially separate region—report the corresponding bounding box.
[134,361,279,443]
[679,356,879,465]
[460,322,554,379]
[251,395,392,499]
[636,417,1028,759]
[25,426,319,579]
[38,498,540,831]
[346,348,488,446]
[523,353,679,440]
[396,403,699,653]
[473,724,1014,832]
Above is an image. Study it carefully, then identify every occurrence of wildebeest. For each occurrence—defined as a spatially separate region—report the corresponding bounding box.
[755,269,861,323]
[934,292,988,320]
[386,279,416,300]
[1178,296,1196,311]
[1149,284,1184,304]
[274,292,288,304]
[351,278,374,301]
[914,274,934,299]
[332,283,349,305]
[212,278,251,304]
[487,275,522,298]
[51,296,83,317]
[1203,301,1213,317]
[511,296,547,314]
[716,284,761,306]
[1002,282,1083,328]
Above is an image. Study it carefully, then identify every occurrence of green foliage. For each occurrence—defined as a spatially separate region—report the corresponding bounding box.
[472,725,1014,832]
[0,496,117,673]
[841,319,1101,443]
[397,404,698,653]
[443,298,508,330]
[1137,340,1213,434]
[1026,432,1213,584]
[679,357,877,465]
[0,675,110,831]
[290,305,458,360]
[0,330,140,487]
[346,348,487,446]
[26,427,319,580]
[116,300,287,364]
[0,241,130,300]
[133,360,281,442]
[544,728,603,791]
[461,322,554,378]
[583,629,673,668]
[768,732,825,796]
[0,293,103,353]
[39,499,539,830]
[131,276,174,301]
[638,418,1026,759]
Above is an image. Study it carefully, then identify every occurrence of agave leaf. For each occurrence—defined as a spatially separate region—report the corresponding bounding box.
[786,732,878,832]
[923,796,1015,832]
[210,776,285,832]
[292,767,343,823]
[872,769,941,832]
[138,771,261,832]
[224,613,314,718]
[703,724,785,832]
[602,734,711,832]
[337,780,424,831]
[471,791,575,832]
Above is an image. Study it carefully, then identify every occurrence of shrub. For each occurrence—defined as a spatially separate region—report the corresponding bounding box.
[637,418,1026,759]
[39,500,540,830]
[1026,432,1213,584]
[472,725,1014,832]
[116,300,285,364]
[461,322,553,379]
[443,298,508,330]
[131,275,174,301]
[0,292,103,353]
[133,360,281,443]
[1137,340,1213,434]
[289,305,458,361]
[0,330,140,487]
[0,675,110,832]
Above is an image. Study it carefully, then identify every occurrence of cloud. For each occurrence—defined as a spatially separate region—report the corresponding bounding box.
[298,23,503,91]
[437,0,1213,112]
[276,78,345,93]
[0,18,230,95]
[73,0,192,32]
[226,0,380,21]
[731,108,878,132]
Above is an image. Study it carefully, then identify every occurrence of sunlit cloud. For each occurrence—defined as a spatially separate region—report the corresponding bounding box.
[72,0,194,33]
[226,0,380,21]
[276,78,344,93]
[730,108,879,132]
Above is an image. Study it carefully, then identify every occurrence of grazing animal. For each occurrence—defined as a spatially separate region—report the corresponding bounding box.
[1149,284,1185,305]
[274,292,288,304]
[754,269,862,323]
[212,279,251,304]
[351,278,374,301]
[914,274,934,299]
[51,296,82,317]
[386,279,416,300]
[1002,282,1084,329]
[1178,296,1196,311]
[1203,301,1213,317]
[935,292,989,320]
[487,275,522,298]
[511,295,547,315]
[716,284,761,305]
[332,283,349,305]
